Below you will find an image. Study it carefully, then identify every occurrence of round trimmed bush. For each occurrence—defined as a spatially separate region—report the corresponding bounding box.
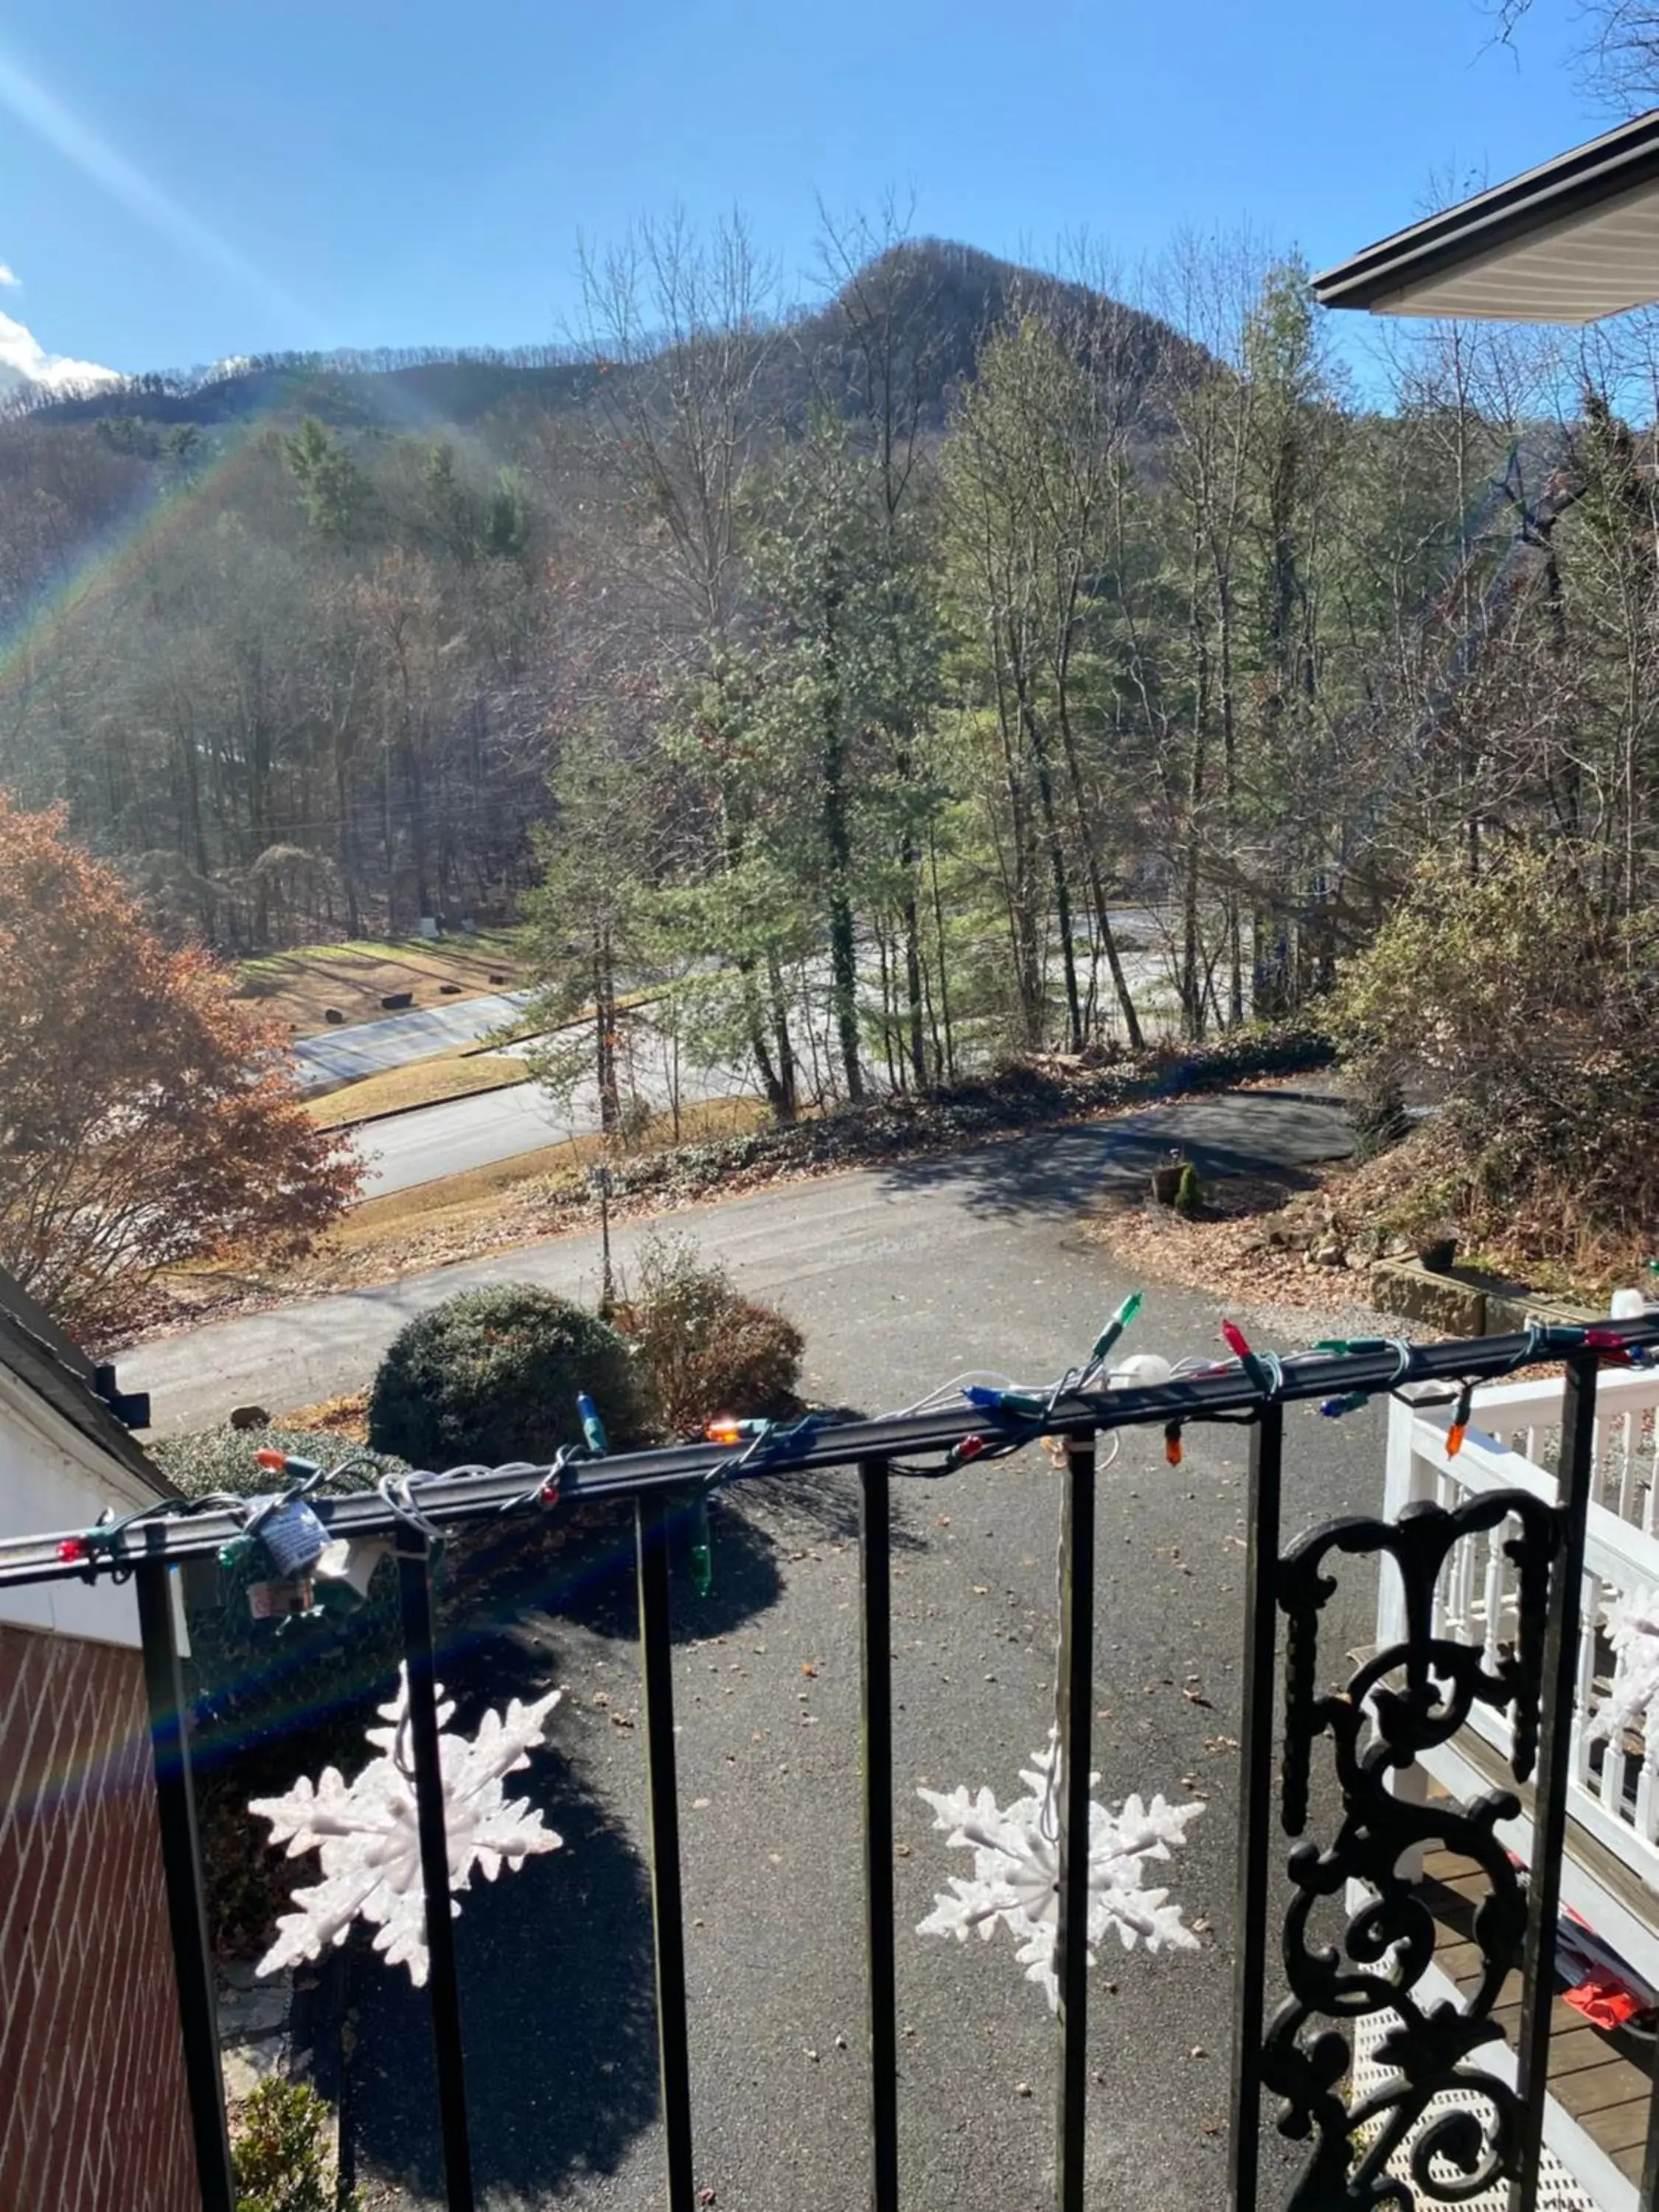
[366,1282,651,1468]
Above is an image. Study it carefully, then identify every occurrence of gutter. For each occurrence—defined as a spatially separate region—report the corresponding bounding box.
[1312,107,1659,311]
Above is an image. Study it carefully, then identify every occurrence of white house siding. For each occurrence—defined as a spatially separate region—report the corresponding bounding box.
[0,1361,162,1648]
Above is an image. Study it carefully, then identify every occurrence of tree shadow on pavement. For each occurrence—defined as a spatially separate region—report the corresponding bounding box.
[432,1447,925,1672]
[451,1491,787,1645]
[338,1641,661,2208]
[737,1464,927,1554]
[872,1093,1351,1224]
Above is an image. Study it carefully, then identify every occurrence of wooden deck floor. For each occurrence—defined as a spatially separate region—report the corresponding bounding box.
[1422,1846,1656,2188]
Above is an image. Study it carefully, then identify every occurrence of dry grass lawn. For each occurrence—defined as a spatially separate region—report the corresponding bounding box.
[237,929,526,1036]
[304,1048,530,1128]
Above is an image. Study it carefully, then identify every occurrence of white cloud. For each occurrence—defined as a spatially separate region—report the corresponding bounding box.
[0,264,18,288]
[0,307,117,400]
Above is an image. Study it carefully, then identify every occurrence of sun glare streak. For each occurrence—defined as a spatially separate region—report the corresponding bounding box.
[0,41,320,339]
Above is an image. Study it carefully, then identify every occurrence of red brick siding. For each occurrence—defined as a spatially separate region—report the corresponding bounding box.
[0,1622,198,2212]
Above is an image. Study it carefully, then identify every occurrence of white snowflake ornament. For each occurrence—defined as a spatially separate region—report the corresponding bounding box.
[250,1666,563,1986]
[1587,1587,1659,1754]
[917,1735,1202,2010]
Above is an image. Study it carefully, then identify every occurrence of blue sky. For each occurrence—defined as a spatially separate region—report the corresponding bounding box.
[0,0,1599,381]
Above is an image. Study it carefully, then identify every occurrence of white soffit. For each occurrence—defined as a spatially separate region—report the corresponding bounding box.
[1366,178,1659,322]
[1314,109,1659,325]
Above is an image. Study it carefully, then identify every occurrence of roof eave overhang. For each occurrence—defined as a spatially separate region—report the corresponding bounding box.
[1312,108,1659,321]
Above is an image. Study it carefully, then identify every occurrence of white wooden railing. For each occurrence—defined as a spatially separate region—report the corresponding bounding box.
[1385,1370,1659,1986]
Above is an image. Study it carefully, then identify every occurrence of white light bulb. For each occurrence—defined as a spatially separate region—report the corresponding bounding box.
[1107,1352,1174,1388]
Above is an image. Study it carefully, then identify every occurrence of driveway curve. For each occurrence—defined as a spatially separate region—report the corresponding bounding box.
[131,1088,1347,1431]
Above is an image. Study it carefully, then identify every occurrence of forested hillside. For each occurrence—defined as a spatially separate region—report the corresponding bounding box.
[2,220,1655,1113]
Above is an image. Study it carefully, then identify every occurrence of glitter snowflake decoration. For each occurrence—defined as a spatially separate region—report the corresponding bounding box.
[917,1735,1203,2010]
[1587,1587,1659,1754]
[250,1667,563,1986]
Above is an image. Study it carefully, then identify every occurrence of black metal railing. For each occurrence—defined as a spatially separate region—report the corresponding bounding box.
[5,1317,1659,2211]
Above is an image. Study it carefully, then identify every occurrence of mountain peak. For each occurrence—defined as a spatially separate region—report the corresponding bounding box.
[4,236,1194,436]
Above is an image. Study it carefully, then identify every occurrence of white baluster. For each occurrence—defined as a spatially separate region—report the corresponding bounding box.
[1450,1507,1475,1639]
[1481,1526,1504,1669]
[1574,1573,1602,1798]
[1380,1411,1429,1653]
[1636,1690,1659,1846]
[1430,1463,1455,1638]
[1617,1410,1638,1525]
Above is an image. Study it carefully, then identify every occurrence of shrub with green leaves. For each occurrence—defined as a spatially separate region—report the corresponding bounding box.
[151,1425,408,1751]
[232,2077,361,2212]
[366,1281,651,1467]
[153,1424,403,1503]
[612,1233,804,1438]
[150,1424,412,1952]
[151,1411,575,1956]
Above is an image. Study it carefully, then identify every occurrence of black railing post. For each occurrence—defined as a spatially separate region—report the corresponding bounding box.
[1228,1398,1284,2212]
[1054,1431,1096,2212]
[636,1492,696,2212]
[136,1556,236,2212]
[395,1527,476,2212]
[1510,1351,1599,2212]
[859,1457,900,2212]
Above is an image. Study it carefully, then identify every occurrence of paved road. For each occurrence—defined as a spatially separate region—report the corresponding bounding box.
[290,906,1183,1098]
[136,1091,1380,2212]
[309,899,1194,1194]
[292,990,531,1093]
[354,1022,752,1199]
[307,905,1186,1172]
[353,1074,571,1196]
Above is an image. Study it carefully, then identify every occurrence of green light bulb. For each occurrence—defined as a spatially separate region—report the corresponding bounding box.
[1087,1290,1143,1370]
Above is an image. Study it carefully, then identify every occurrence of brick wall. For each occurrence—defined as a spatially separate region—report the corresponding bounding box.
[0,1621,198,2212]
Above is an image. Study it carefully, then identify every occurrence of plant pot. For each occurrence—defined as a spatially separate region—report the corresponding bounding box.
[1151,1162,1186,1208]
[1419,1237,1458,1274]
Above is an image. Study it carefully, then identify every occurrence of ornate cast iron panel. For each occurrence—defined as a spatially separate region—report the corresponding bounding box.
[1262,1492,1560,2208]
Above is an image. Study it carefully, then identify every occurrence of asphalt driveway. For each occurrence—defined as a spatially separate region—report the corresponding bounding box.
[130,1088,1349,1432]
[133,1090,1388,2210]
